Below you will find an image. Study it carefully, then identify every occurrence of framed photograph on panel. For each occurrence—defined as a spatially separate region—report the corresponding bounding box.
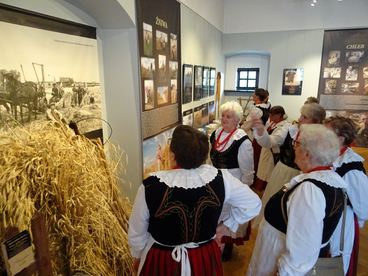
[209,68,216,96]
[282,68,304,95]
[182,64,193,104]
[202,67,210,98]
[194,65,203,101]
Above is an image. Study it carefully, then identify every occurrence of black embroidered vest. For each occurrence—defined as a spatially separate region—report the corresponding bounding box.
[257,105,271,125]
[143,170,225,245]
[279,131,299,170]
[335,161,366,207]
[264,178,344,254]
[210,131,248,169]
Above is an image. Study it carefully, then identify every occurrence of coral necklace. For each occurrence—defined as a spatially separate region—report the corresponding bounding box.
[214,128,237,151]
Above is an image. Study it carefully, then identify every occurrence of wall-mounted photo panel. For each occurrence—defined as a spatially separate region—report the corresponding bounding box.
[202,67,209,98]
[0,4,102,138]
[137,0,181,140]
[194,65,203,101]
[209,68,216,96]
[282,68,303,95]
[182,64,193,104]
[182,109,193,126]
[318,28,368,147]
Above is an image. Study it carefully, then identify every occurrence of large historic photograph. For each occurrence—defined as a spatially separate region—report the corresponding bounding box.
[0,19,102,136]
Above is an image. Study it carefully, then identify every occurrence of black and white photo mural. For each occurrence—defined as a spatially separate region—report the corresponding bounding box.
[318,28,368,146]
[0,4,103,138]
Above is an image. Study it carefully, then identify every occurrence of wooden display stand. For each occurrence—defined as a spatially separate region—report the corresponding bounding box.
[1,212,53,276]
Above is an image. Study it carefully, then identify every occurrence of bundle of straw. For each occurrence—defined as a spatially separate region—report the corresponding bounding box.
[0,121,133,275]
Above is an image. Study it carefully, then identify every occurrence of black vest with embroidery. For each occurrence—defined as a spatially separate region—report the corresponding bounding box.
[264,178,344,253]
[210,131,248,169]
[257,105,271,125]
[144,170,225,245]
[279,131,299,169]
[335,161,366,207]
[335,161,366,177]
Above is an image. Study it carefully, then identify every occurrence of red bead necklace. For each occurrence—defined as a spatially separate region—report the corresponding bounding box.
[214,128,237,152]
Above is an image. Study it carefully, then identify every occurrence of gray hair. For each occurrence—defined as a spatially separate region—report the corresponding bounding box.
[300,103,326,123]
[220,101,243,122]
[299,124,339,166]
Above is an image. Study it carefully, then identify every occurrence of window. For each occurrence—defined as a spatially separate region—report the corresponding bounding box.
[236,68,259,91]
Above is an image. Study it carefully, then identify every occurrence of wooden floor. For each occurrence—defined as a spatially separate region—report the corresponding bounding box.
[223,221,368,276]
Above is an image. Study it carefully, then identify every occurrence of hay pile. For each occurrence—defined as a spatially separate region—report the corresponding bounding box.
[0,122,133,275]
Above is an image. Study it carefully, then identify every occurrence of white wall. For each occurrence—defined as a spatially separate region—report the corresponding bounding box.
[181,5,225,114]
[224,54,270,103]
[224,0,368,34]
[179,0,224,32]
[223,30,324,121]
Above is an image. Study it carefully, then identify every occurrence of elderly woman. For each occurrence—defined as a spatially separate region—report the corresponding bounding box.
[251,103,326,227]
[210,101,254,260]
[253,105,289,193]
[210,101,254,184]
[325,116,368,275]
[247,124,346,276]
[129,125,261,276]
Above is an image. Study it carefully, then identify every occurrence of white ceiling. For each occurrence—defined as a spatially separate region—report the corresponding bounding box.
[223,0,368,33]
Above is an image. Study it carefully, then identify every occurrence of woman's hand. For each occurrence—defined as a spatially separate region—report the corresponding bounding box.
[215,222,231,248]
[251,118,265,136]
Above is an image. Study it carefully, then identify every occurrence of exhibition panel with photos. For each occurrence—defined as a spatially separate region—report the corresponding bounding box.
[139,0,218,179]
[318,28,368,146]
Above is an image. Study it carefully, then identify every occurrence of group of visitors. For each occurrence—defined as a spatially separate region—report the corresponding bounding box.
[128,90,368,275]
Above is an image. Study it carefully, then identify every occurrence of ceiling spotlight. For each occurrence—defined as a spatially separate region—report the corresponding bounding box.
[311,3,315,6]
[313,0,317,2]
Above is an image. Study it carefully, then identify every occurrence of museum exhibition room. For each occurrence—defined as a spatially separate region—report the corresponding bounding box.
[0,0,368,275]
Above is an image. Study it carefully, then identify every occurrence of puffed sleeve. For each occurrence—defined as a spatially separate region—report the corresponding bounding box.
[253,122,290,149]
[128,184,150,258]
[221,169,261,232]
[344,169,368,226]
[278,181,326,276]
[237,138,254,185]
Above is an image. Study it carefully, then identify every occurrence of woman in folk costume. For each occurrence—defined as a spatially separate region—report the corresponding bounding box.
[129,125,261,276]
[247,124,346,276]
[251,103,326,228]
[252,105,289,193]
[242,88,271,176]
[209,101,255,260]
[325,116,368,276]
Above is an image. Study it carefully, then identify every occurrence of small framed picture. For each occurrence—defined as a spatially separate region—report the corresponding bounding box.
[202,67,210,98]
[182,64,193,104]
[194,65,203,101]
[209,68,216,96]
[282,68,304,95]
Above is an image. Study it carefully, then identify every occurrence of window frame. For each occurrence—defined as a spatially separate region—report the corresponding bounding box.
[236,68,259,92]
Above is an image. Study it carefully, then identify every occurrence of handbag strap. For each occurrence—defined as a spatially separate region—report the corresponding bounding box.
[339,190,347,253]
